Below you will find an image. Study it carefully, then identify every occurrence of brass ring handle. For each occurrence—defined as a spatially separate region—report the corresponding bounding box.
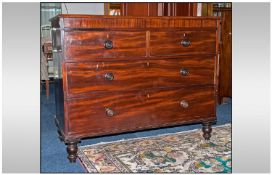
[104,40,113,49]
[180,68,189,76]
[105,107,115,117]
[180,39,191,47]
[104,72,114,80]
[180,100,189,108]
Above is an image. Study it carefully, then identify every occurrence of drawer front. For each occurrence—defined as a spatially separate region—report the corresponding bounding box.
[64,31,146,60]
[66,57,215,96]
[150,31,216,56]
[67,86,215,137]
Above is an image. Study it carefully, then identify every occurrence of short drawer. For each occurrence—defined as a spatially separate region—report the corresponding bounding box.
[66,86,216,137]
[150,31,216,56]
[65,56,215,96]
[64,31,146,61]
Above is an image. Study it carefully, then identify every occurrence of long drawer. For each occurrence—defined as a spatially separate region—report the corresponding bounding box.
[150,31,216,56]
[65,57,215,97]
[64,31,146,61]
[66,86,216,138]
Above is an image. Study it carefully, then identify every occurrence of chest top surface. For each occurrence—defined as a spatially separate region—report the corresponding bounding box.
[51,14,220,30]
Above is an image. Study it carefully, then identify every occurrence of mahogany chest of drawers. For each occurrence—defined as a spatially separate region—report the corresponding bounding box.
[51,14,220,163]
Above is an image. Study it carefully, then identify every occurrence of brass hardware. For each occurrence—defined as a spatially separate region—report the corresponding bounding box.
[180,68,189,76]
[104,40,113,49]
[105,107,115,117]
[104,72,114,80]
[146,62,150,67]
[180,100,189,108]
[180,39,191,47]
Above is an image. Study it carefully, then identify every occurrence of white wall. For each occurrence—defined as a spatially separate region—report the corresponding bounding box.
[61,3,104,15]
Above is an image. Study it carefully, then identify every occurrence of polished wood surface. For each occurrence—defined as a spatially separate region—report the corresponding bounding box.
[66,57,215,97]
[150,31,216,56]
[64,31,146,60]
[67,86,215,139]
[52,15,219,29]
[51,15,220,162]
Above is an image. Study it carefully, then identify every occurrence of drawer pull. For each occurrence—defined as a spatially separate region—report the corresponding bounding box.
[180,68,189,76]
[180,39,191,47]
[104,72,114,80]
[180,100,189,108]
[105,107,115,117]
[104,40,113,49]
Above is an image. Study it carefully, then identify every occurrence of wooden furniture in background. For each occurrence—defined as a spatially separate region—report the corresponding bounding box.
[104,2,199,17]
[104,3,159,16]
[122,3,158,16]
[51,14,220,163]
[160,3,198,16]
[214,7,232,104]
[104,3,122,16]
[41,41,53,98]
[104,2,217,17]
[200,3,214,16]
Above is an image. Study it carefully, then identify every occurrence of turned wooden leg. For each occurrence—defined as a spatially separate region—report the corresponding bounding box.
[66,141,79,163]
[202,122,212,140]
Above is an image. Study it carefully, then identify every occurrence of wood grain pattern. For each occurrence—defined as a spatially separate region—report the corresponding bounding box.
[66,86,215,138]
[150,31,216,56]
[64,31,146,60]
[65,57,215,97]
[51,15,219,30]
[50,15,220,161]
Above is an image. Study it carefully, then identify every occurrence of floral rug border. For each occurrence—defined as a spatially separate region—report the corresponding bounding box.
[78,124,231,173]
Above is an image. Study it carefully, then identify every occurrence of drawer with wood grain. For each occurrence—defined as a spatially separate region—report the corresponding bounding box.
[64,31,146,60]
[66,86,215,138]
[150,31,216,56]
[65,56,215,97]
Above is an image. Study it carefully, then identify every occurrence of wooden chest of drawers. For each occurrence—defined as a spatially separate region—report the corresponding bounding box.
[51,15,220,163]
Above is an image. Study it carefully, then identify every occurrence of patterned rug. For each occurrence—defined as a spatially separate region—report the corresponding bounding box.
[78,124,231,173]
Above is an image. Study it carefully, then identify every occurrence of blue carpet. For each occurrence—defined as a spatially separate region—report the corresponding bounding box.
[41,84,232,173]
